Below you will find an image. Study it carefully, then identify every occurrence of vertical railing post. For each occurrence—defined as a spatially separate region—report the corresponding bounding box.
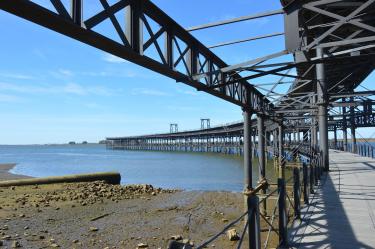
[247,195,261,249]
[293,167,301,219]
[302,162,309,205]
[309,162,314,194]
[277,117,287,247]
[314,156,319,184]
[278,178,288,247]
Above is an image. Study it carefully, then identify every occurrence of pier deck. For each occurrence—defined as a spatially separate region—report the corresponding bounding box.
[291,150,375,249]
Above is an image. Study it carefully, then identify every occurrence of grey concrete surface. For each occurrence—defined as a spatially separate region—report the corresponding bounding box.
[290,150,375,249]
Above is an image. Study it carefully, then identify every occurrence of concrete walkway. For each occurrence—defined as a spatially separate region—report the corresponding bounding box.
[290,150,375,249]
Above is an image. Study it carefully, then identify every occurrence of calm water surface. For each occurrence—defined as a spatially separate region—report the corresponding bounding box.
[0,144,278,192]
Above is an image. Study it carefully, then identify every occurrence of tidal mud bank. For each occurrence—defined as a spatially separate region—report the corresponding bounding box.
[0,165,280,248]
[0,181,253,249]
[0,164,30,181]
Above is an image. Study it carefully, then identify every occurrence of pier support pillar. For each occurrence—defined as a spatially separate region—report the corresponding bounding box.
[343,100,348,151]
[316,47,329,171]
[278,122,285,179]
[350,97,357,153]
[310,94,317,155]
[243,109,260,249]
[333,125,337,149]
[257,114,266,215]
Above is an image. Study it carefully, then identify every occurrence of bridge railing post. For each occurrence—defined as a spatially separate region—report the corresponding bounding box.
[293,167,301,219]
[309,161,315,194]
[247,195,261,249]
[278,178,288,247]
[314,156,319,184]
[302,162,309,205]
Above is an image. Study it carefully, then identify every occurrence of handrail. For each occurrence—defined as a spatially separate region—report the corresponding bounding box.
[195,209,251,249]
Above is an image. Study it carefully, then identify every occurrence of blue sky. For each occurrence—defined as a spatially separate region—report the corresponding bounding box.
[0,0,374,144]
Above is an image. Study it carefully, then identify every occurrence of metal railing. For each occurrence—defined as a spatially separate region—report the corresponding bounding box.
[167,144,324,249]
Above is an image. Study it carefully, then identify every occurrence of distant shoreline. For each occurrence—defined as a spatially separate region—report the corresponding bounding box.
[0,143,101,146]
[0,163,31,181]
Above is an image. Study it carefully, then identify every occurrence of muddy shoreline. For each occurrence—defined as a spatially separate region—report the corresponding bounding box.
[0,163,30,181]
[0,165,279,248]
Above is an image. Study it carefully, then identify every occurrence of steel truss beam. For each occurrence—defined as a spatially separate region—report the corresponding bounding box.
[0,0,273,114]
[301,0,375,51]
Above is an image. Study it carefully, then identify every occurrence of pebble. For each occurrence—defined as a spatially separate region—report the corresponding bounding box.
[170,235,182,240]
[137,243,148,248]
[72,239,79,243]
[2,235,11,240]
[226,228,239,241]
[50,243,59,247]
[89,227,99,232]
[11,240,21,248]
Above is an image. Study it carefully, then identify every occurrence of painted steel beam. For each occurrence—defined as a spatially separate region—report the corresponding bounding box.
[186,9,283,31]
[330,91,375,98]
[208,32,284,49]
[0,0,272,114]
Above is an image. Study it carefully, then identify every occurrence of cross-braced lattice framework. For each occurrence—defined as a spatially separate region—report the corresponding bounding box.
[0,0,273,114]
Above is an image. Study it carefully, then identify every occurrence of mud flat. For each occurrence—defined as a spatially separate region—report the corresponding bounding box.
[0,164,30,181]
[0,167,279,248]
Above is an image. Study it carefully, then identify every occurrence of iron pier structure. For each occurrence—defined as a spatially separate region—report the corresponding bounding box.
[1,0,375,248]
[106,99,375,155]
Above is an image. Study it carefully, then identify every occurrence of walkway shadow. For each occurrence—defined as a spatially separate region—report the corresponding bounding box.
[289,169,375,249]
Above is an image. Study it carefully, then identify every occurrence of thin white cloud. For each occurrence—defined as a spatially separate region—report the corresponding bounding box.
[0,93,24,103]
[131,88,170,96]
[84,102,105,109]
[63,82,86,95]
[32,49,47,61]
[177,89,199,96]
[166,105,197,111]
[58,69,74,77]
[102,53,128,64]
[0,72,34,80]
[0,82,116,97]
[81,69,143,78]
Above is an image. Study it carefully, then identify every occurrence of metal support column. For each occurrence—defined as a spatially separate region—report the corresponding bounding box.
[243,110,260,249]
[277,117,287,246]
[342,99,348,151]
[350,97,357,153]
[333,125,337,149]
[257,114,266,215]
[278,123,285,179]
[316,47,329,171]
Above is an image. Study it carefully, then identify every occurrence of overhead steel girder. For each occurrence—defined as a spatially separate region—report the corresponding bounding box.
[283,0,375,53]
[330,91,375,98]
[0,0,273,114]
